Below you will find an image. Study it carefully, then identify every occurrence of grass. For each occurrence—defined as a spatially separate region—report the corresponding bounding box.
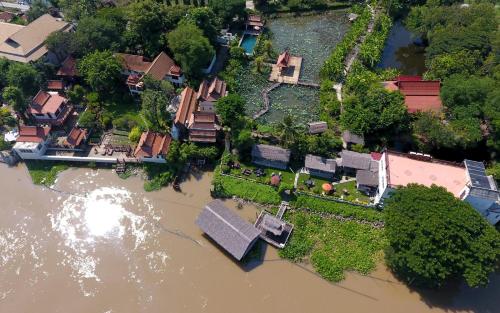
[213,168,282,205]
[142,163,175,192]
[229,162,296,186]
[293,194,383,223]
[25,161,69,186]
[102,92,146,129]
[297,174,371,203]
[279,211,387,282]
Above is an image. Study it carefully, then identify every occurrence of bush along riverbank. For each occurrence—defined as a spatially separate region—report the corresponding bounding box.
[279,210,387,282]
[26,161,70,186]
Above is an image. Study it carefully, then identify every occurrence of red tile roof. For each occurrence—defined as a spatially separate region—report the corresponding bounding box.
[146,52,181,80]
[277,51,290,68]
[188,112,217,143]
[370,152,382,161]
[246,15,264,27]
[197,77,227,102]
[134,131,171,158]
[16,126,51,143]
[175,87,198,126]
[64,127,87,147]
[116,53,152,73]
[29,91,67,115]
[56,56,78,77]
[383,77,442,113]
[47,80,64,90]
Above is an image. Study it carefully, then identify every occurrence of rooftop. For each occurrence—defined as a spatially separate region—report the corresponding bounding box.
[56,56,78,77]
[175,87,198,126]
[64,127,87,147]
[29,91,67,115]
[383,76,442,113]
[340,150,372,170]
[16,125,51,143]
[342,130,364,145]
[197,77,227,102]
[386,152,466,197]
[305,154,336,173]
[134,132,171,158]
[308,121,328,134]
[0,14,71,63]
[251,144,291,163]
[196,200,260,261]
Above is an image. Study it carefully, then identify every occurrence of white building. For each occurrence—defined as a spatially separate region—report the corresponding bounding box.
[12,126,51,160]
[375,151,500,225]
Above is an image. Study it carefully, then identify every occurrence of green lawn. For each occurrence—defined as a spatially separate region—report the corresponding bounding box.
[229,162,296,186]
[279,211,387,282]
[102,93,146,129]
[25,161,69,186]
[297,174,371,203]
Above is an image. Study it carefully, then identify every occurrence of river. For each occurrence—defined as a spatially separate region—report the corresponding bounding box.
[0,164,499,312]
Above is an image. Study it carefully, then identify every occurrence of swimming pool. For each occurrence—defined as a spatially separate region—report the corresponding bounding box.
[239,34,258,55]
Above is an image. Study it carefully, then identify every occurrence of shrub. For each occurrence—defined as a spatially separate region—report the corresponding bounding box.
[113,116,138,131]
[78,110,97,128]
[128,126,142,143]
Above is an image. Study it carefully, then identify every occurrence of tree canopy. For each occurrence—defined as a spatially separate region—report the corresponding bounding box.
[77,50,122,93]
[208,0,246,25]
[385,184,500,288]
[167,22,214,79]
[340,85,408,136]
[141,89,171,132]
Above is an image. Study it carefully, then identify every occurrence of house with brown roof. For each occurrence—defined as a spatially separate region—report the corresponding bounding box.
[29,90,71,126]
[245,15,264,32]
[173,86,220,143]
[56,56,78,79]
[46,80,65,92]
[12,125,51,159]
[134,131,172,163]
[0,14,72,63]
[63,127,88,149]
[116,51,184,94]
[276,50,291,74]
[197,77,227,104]
[383,76,442,113]
[188,112,218,143]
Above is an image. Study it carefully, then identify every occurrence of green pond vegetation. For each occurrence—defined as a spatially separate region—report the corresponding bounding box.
[279,211,387,282]
[26,161,70,186]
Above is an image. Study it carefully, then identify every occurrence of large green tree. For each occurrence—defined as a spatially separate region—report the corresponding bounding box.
[125,1,187,57]
[215,93,245,127]
[385,184,500,288]
[2,86,26,113]
[183,7,219,46]
[208,0,246,25]
[141,89,171,131]
[26,0,48,22]
[77,50,122,93]
[6,63,40,97]
[59,0,99,21]
[167,22,214,78]
[340,85,408,136]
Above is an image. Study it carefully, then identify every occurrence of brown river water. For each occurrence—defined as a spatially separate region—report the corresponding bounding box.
[0,164,499,313]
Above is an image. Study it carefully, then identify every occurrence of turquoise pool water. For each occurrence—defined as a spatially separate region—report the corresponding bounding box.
[240,34,258,55]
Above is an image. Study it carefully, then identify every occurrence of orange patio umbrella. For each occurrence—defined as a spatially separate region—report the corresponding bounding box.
[322,183,333,192]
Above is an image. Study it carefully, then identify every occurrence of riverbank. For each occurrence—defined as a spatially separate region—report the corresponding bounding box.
[1,164,499,313]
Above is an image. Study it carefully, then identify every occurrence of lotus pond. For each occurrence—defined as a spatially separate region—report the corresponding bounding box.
[238,11,350,124]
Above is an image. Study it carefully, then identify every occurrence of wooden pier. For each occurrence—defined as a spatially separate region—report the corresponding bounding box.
[276,201,290,219]
[253,82,282,119]
[297,80,320,88]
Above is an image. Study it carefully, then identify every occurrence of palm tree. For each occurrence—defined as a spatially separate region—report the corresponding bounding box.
[276,114,299,147]
[254,56,265,74]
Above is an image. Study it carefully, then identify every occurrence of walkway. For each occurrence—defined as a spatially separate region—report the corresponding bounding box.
[253,82,281,119]
[335,5,376,111]
[276,201,290,219]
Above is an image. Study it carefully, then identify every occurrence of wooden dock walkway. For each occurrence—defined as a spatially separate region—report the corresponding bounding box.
[276,201,290,219]
[297,80,320,88]
[253,82,282,119]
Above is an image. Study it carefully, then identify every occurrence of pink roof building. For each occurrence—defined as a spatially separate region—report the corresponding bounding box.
[383,76,442,113]
[28,90,71,126]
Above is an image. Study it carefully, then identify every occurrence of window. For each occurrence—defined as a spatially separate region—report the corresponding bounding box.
[19,149,33,153]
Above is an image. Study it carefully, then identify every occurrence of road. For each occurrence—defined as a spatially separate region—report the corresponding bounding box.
[0,2,30,12]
